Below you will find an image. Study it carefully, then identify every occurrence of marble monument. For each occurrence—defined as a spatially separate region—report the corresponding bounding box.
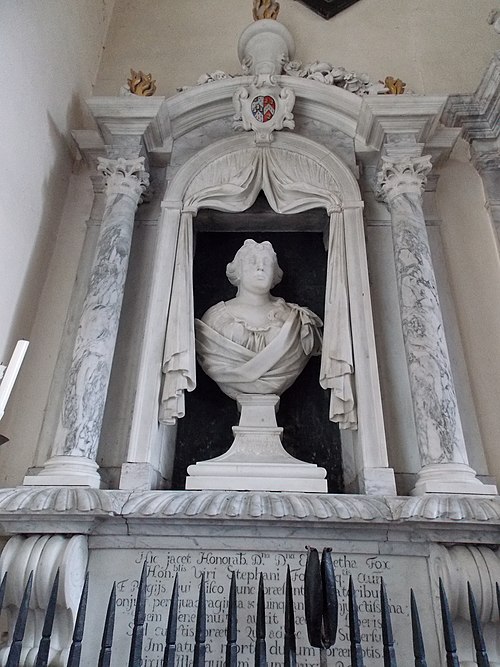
[187,239,328,492]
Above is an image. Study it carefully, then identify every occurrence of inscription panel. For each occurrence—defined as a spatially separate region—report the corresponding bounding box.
[87,546,440,667]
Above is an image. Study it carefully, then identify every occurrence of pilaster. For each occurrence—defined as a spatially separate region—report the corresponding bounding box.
[442,51,500,243]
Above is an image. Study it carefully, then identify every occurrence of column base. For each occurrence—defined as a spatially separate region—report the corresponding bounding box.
[345,466,397,496]
[411,463,498,496]
[186,394,327,493]
[23,455,102,488]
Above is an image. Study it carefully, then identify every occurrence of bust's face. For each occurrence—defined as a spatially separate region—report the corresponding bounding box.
[239,249,275,294]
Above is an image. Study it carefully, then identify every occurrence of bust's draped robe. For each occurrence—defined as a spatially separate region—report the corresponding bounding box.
[159,147,357,429]
[195,300,322,399]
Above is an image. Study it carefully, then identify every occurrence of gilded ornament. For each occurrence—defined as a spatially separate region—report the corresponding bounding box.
[253,0,280,20]
[380,76,406,95]
[127,69,157,96]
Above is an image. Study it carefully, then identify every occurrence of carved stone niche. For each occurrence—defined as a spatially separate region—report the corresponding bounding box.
[175,206,342,491]
[130,130,395,496]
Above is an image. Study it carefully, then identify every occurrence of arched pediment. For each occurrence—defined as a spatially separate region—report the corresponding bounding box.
[164,132,362,209]
[165,76,362,142]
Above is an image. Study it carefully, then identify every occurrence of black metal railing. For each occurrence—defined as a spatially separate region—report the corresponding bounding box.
[0,547,498,667]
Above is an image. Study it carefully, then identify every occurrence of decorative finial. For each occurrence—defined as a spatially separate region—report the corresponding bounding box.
[253,0,280,20]
[380,76,406,94]
[126,69,157,96]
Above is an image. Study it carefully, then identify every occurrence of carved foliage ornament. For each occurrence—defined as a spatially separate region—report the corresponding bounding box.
[97,157,150,201]
[233,82,295,143]
[376,156,432,202]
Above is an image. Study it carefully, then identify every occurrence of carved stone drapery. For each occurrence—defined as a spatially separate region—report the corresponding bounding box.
[24,158,149,488]
[158,146,356,430]
[377,156,496,495]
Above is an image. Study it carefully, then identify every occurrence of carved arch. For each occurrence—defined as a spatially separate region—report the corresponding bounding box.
[130,132,394,494]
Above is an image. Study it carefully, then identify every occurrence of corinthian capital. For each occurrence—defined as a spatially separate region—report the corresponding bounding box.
[376,155,432,204]
[97,157,150,201]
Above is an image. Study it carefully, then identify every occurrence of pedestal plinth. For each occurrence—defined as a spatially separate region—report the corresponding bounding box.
[185,394,327,492]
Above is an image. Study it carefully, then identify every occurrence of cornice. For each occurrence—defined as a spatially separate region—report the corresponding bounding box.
[1,488,499,529]
[442,51,500,142]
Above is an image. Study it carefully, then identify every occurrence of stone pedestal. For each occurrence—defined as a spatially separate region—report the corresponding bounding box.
[186,394,327,492]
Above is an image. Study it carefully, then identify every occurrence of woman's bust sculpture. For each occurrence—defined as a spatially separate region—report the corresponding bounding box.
[195,239,322,399]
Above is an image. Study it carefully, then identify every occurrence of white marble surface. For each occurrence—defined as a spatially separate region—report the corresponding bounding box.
[377,156,497,495]
[186,394,328,493]
[25,158,148,488]
[0,534,88,667]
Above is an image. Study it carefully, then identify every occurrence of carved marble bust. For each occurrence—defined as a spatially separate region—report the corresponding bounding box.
[194,239,322,399]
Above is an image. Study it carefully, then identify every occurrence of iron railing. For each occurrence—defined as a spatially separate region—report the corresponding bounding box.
[0,547,498,667]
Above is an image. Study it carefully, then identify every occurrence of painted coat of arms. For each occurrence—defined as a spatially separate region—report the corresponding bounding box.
[251,95,277,123]
[233,83,295,143]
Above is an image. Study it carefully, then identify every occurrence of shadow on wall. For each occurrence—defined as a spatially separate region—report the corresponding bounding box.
[6,94,85,356]
[0,93,87,453]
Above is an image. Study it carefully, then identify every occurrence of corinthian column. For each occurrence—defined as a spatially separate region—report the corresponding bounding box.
[377,155,497,495]
[25,158,149,487]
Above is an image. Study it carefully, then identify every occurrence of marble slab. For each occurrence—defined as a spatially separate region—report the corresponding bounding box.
[85,543,440,667]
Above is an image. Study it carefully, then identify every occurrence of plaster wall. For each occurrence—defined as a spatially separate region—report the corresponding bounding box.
[0,1,115,482]
[95,0,498,97]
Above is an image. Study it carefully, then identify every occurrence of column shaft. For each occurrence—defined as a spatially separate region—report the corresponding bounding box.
[377,156,496,494]
[25,158,148,487]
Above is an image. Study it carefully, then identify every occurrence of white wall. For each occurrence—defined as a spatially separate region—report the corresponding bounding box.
[95,0,498,97]
[0,1,115,483]
[437,144,500,484]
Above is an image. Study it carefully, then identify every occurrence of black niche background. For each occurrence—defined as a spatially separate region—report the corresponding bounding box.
[172,229,344,492]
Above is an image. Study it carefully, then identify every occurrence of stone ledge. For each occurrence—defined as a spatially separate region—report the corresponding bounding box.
[1,487,499,525]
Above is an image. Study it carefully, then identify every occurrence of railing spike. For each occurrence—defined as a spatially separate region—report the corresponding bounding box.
[6,570,34,667]
[284,566,296,667]
[0,571,7,616]
[225,572,237,667]
[438,578,460,667]
[467,582,490,667]
[128,560,148,667]
[193,573,206,667]
[163,573,179,667]
[348,576,364,667]
[255,573,267,667]
[410,590,427,667]
[66,571,89,667]
[380,578,397,667]
[321,547,338,649]
[98,583,116,667]
[35,569,60,667]
[304,546,322,648]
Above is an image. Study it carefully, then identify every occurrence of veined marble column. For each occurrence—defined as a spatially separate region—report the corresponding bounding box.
[376,155,497,495]
[25,157,149,487]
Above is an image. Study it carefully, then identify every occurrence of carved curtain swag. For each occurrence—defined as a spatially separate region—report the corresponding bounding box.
[159,146,357,429]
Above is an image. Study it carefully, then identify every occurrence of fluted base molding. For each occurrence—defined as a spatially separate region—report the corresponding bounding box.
[23,455,102,488]
[412,462,498,496]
